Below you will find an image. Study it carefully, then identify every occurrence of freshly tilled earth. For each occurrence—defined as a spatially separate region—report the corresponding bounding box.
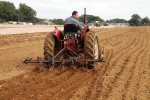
[0,27,150,100]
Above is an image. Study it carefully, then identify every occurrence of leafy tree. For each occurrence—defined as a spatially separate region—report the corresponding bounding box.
[106,18,128,23]
[141,17,150,25]
[19,3,36,22]
[0,1,16,21]
[0,1,37,23]
[0,18,5,22]
[104,23,108,26]
[78,14,105,23]
[14,9,24,22]
[129,14,142,26]
[36,18,47,22]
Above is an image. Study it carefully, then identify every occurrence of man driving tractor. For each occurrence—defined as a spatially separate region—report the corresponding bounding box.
[64,11,87,34]
[24,8,105,72]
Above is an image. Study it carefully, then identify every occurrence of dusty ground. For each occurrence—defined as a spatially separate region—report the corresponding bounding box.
[0,25,63,35]
[0,25,115,35]
[0,26,150,100]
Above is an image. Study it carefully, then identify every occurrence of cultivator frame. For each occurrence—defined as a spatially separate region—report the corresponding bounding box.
[23,44,105,72]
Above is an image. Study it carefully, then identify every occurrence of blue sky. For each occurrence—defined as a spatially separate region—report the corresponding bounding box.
[4,0,150,21]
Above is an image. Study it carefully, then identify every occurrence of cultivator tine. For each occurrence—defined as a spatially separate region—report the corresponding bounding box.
[78,54,86,72]
[85,60,89,74]
[49,65,54,72]
[71,64,76,71]
[85,60,88,69]
[69,56,76,71]
[23,57,32,64]
[60,56,65,72]
[37,57,43,72]
[60,64,65,73]
[81,62,85,71]
[101,46,106,62]
[80,60,89,74]
[48,57,55,72]
[70,62,76,72]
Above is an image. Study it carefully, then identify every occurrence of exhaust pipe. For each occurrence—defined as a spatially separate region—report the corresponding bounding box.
[84,8,87,25]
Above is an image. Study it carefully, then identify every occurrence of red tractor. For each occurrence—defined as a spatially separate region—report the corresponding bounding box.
[24,9,105,72]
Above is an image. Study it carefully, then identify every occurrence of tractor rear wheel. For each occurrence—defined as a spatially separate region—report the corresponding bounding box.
[84,31,100,69]
[44,33,55,59]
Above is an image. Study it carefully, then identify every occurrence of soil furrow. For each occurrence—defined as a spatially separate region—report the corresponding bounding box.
[0,27,150,100]
[97,31,144,99]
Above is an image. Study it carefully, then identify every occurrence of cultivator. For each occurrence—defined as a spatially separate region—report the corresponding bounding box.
[23,8,105,72]
[24,45,105,72]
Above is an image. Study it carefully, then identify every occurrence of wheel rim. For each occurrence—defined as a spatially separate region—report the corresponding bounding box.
[94,38,99,59]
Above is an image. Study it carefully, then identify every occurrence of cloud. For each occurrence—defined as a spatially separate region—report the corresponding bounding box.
[5,0,150,20]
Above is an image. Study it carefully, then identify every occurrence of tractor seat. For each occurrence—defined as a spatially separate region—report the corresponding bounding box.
[64,24,78,33]
[64,24,80,39]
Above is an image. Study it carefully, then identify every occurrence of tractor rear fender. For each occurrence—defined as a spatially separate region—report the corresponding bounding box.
[52,27,64,45]
[80,27,90,48]
[81,27,90,40]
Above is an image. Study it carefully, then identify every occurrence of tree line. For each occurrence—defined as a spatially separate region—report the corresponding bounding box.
[106,14,150,26]
[106,18,128,23]
[49,14,150,26]
[78,14,105,23]
[129,14,150,26]
[0,1,150,26]
[0,1,105,25]
[49,15,105,25]
[0,1,68,25]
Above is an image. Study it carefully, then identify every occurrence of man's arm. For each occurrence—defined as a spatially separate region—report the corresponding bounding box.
[77,21,82,30]
[74,19,82,30]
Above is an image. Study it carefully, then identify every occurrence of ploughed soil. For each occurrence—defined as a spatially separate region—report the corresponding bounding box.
[0,26,150,100]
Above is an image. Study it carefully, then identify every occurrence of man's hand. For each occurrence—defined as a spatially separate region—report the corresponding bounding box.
[82,24,88,28]
[83,24,87,27]
[81,23,88,28]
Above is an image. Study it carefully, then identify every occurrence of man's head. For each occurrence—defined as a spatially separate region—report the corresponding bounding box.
[72,11,79,19]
